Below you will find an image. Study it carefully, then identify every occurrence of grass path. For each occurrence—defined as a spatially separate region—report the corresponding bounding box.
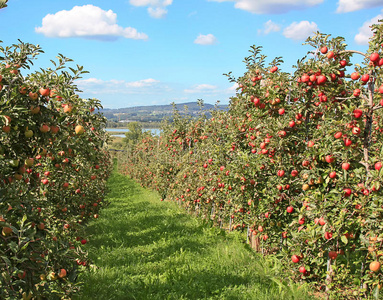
[75,170,314,300]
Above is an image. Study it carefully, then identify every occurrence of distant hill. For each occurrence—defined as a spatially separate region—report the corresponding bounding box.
[101,102,229,122]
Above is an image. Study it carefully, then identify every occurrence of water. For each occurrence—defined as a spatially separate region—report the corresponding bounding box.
[105,128,161,137]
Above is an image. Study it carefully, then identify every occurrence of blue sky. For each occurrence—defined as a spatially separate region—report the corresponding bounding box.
[1,0,383,108]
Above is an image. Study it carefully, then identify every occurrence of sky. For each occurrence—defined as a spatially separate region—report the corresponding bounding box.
[1,0,383,109]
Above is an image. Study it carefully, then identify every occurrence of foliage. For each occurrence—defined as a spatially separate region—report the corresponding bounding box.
[0,40,112,299]
[119,21,383,298]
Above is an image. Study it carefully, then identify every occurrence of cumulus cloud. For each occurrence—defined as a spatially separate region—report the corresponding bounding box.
[337,0,383,13]
[130,0,172,18]
[194,34,218,45]
[184,84,218,94]
[258,20,281,35]
[77,78,163,94]
[283,21,318,40]
[208,0,323,14]
[35,5,148,41]
[355,13,383,44]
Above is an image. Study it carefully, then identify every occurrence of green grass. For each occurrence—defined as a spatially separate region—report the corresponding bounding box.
[75,170,315,300]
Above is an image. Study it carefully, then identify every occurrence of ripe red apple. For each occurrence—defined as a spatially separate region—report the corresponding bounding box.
[339,60,347,67]
[292,255,300,263]
[320,46,328,54]
[324,231,333,240]
[344,138,352,147]
[353,89,361,97]
[325,155,335,163]
[361,74,369,83]
[344,188,352,197]
[291,170,298,177]
[328,251,338,260]
[353,109,363,118]
[327,51,334,59]
[270,66,278,73]
[299,266,307,274]
[329,171,336,179]
[316,75,327,85]
[370,52,380,62]
[334,132,342,139]
[375,162,382,170]
[352,126,361,135]
[342,162,350,170]
[286,206,294,213]
[351,72,360,80]
[278,108,285,115]
[277,170,285,177]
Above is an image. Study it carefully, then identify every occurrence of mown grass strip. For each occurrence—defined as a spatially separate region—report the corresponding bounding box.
[75,170,315,300]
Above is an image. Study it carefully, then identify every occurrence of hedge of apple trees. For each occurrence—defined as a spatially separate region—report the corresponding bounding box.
[0,41,112,299]
[119,22,383,298]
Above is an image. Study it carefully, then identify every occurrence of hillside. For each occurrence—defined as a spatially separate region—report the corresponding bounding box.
[101,102,228,123]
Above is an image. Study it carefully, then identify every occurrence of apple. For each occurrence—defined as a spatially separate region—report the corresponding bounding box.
[327,51,335,59]
[286,206,294,213]
[334,132,342,139]
[351,72,360,80]
[292,255,301,263]
[352,126,361,135]
[329,171,336,178]
[342,162,350,170]
[39,124,50,133]
[75,125,85,135]
[361,74,369,83]
[370,52,380,63]
[375,162,382,170]
[299,266,307,274]
[339,60,347,67]
[320,46,328,54]
[324,231,333,240]
[39,87,50,97]
[353,89,361,97]
[329,251,338,260]
[28,92,38,100]
[325,155,335,163]
[353,109,363,118]
[270,66,278,73]
[370,261,381,272]
[344,188,352,197]
[316,75,327,85]
[25,129,33,138]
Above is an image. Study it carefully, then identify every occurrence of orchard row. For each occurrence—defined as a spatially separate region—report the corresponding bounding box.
[0,42,112,299]
[120,23,383,298]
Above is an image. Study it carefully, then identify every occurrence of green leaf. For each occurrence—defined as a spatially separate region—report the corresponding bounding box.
[341,235,348,245]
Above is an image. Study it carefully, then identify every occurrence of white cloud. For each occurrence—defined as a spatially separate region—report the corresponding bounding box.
[283,21,318,40]
[194,34,218,45]
[77,78,164,94]
[208,0,323,14]
[337,0,383,13]
[226,83,239,93]
[355,13,383,44]
[184,84,218,93]
[35,5,148,41]
[258,20,281,35]
[130,0,172,18]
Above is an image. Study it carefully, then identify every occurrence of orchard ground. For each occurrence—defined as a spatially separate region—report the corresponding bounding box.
[76,164,314,300]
